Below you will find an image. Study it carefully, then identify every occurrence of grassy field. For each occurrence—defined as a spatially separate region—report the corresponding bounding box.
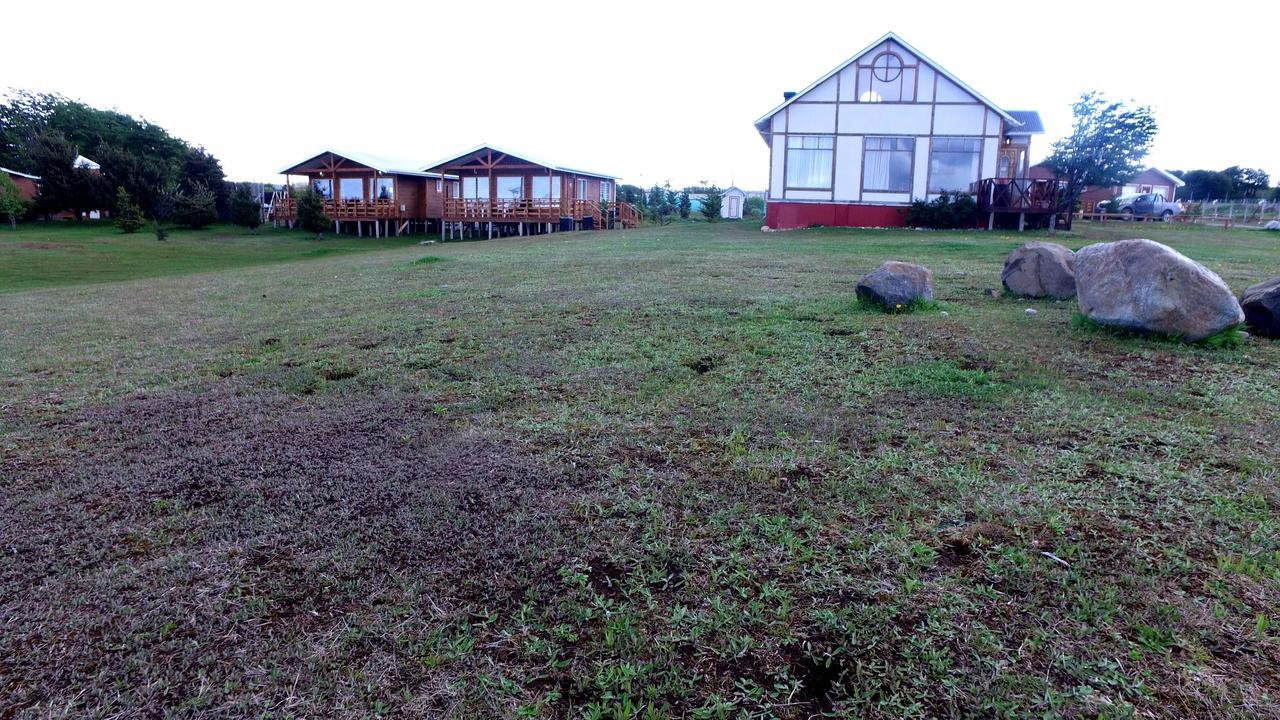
[1,220,1278,718]
[0,221,418,292]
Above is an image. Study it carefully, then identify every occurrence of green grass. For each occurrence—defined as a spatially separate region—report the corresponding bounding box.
[0,220,420,292]
[1,219,1278,718]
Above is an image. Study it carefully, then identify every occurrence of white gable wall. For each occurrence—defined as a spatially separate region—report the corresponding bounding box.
[762,37,1017,205]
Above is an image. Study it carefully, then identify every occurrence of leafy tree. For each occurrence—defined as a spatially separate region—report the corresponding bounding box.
[183,147,228,217]
[1173,169,1233,201]
[0,174,30,230]
[296,188,329,239]
[699,186,723,222]
[230,183,262,233]
[1043,92,1157,215]
[173,183,217,229]
[618,184,647,208]
[113,186,145,233]
[24,131,110,220]
[1223,166,1270,198]
[743,196,766,218]
[678,190,691,219]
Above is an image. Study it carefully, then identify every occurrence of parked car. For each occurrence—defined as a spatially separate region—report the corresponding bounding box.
[1097,193,1182,220]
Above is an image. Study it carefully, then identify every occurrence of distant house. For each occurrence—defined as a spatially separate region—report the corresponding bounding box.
[1031,165,1186,212]
[1,166,41,201]
[754,32,1048,229]
[73,155,101,172]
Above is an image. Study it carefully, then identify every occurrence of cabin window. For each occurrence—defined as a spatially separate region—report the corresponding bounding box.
[857,51,914,102]
[600,182,611,202]
[339,178,364,201]
[435,179,442,193]
[375,178,395,200]
[312,179,332,199]
[496,176,523,200]
[462,177,489,200]
[785,135,834,189]
[862,137,914,193]
[531,176,561,200]
[576,179,587,198]
[928,138,982,193]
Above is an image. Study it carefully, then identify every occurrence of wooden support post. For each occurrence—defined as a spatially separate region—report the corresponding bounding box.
[488,221,493,240]
[1018,212,1025,232]
[987,212,994,231]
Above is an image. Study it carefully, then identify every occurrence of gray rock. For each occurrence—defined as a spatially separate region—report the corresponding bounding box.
[1025,308,1038,316]
[1242,276,1280,338]
[1265,220,1280,231]
[856,261,934,308]
[1001,242,1077,299]
[1075,239,1244,342]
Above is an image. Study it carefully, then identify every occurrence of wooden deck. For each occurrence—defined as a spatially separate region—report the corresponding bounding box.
[441,198,642,228]
[975,178,1059,214]
[271,198,400,221]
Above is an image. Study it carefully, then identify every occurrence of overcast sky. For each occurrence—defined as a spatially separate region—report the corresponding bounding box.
[7,1,1278,190]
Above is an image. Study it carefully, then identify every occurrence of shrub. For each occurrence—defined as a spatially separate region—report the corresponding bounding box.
[699,187,723,222]
[296,188,329,239]
[173,183,217,229]
[743,196,766,218]
[230,183,262,233]
[0,174,30,230]
[114,186,146,233]
[905,192,980,229]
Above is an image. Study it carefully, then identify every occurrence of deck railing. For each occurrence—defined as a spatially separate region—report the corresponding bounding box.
[975,178,1059,213]
[271,198,399,221]
[618,201,642,228]
[441,198,611,223]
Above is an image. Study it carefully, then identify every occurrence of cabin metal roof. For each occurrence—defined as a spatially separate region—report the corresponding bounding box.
[1,166,41,181]
[278,149,451,178]
[421,144,619,181]
[1005,110,1044,134]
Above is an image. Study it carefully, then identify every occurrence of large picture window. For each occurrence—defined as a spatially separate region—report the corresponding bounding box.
[375,177,395,200]
[496,176,523,200]
[531,176,561,200]
[862,137,914,193]
[462,177,490,200]
[312,178,332,199]
[339,178,364,201]
[928,138,981,193]
[785,135,834,189]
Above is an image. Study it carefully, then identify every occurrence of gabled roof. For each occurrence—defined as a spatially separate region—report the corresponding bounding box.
[278,149,449,178]
[0,166,41,181]
[1005,110,1044,134]
[421,144,618,180]
[754,31,1021,130]
[73,154,100,171]
[1142,167,1185,187]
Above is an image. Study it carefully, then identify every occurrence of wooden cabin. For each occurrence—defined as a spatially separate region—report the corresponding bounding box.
[272,150,454,236]
[421,145,642,239]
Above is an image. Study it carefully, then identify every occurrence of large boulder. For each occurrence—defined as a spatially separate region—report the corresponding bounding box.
[1001,241,1077,299]
[1075,239,1243,341]
[1264,220,1279,231]
[1242,277,1280,337]
[856,261,934,308]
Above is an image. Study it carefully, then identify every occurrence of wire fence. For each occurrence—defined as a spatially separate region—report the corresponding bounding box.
[1182,199,1280,225]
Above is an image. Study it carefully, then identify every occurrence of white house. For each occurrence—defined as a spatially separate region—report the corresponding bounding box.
[754,32,1044,229]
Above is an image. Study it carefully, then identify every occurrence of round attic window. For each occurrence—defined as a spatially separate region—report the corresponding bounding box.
[871,53,903,82]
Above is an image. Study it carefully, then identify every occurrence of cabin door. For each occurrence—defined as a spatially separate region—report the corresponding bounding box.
[997,146,1025,179]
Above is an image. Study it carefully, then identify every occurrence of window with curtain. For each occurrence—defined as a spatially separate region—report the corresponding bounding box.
[928,138,981,193]
[862,137,915,192]
[462,177,489,200]
[531,176,561,199]
[599,182,611,202]
[496,176,523,200]
[312,179,332,199]
[375,178,394,200]
[785,135,834,189]
[576,178,587,198]
[339,178,364,201]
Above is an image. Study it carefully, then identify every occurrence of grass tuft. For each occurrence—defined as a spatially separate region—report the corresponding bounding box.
[1072,313,1246,349]
[852,296,942,314]
[412,255,446,265]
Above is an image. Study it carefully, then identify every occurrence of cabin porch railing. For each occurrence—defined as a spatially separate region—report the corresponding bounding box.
[975,177,1060,213]
[617,201,642,228]
[271,198,401,221]
[441,198,615,224]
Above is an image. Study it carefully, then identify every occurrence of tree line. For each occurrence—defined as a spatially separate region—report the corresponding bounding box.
[0,90,234,232]
[1170,167,1275,201]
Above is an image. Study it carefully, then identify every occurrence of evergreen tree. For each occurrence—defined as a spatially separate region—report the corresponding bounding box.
[113,186,145,233]
[230,183,262,233]
[699,186,723,222]
[678,191,691,219]
[0,174,30,230]
[296,188,329,239]
[173,182,217,229]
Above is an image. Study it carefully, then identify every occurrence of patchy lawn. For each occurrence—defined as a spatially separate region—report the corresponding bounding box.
[1,221,1278,718]
[0,221,419,292]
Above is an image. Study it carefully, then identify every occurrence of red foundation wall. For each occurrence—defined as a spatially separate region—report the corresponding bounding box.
[766,202,908,229]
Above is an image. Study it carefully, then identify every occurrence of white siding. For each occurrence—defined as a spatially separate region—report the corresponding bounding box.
[912,139,929,199]
[933,105,986,135]
[805,75,838,102]
[770,135,786,199]
[918,65,936,99]
[839,104,931,135]
[862,192,911,204]
[786,190,833,201]
[788,103,837,134]
[934,75,975,103]
[772,113,786,133]
[836,65,859,101]
[834,136,862,201]
[982,138,1000,180]
[986,109,1002,134]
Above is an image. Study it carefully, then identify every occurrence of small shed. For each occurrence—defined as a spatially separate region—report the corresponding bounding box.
[721,186,747,219]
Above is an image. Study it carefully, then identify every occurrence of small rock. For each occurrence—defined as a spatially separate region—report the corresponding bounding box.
[856,261,934,308]
[984,288,1000,298]
[1025,308,1038,316]
[1001,241,1077,299]
[939,311,950,317]
[1265,220,1280,231]
[419,240,437,245]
